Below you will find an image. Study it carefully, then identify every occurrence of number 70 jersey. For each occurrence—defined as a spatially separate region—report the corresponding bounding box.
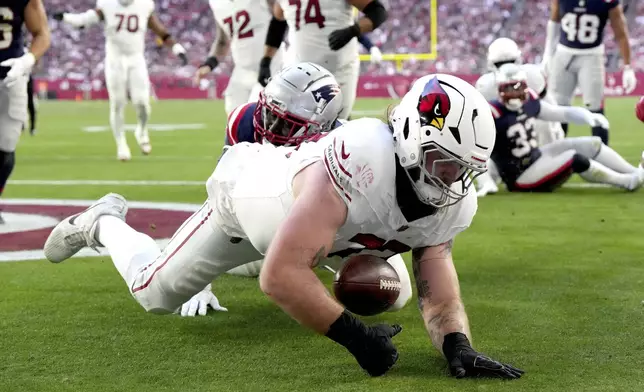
[97,0,155,57]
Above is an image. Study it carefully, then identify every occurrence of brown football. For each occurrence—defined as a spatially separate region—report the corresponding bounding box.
[332,254,401,316]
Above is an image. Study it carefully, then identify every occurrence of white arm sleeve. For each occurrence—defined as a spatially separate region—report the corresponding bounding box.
[537,100,595,125]
[543,20,560,58]
[62,10,101,28]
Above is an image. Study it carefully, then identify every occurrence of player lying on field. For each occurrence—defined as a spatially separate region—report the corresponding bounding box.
[192,62,412,316]
[488,64,644,193]
[475,37,565,197]
[44,74,523,379]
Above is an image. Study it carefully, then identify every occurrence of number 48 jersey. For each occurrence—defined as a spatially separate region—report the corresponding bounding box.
[558,0,619,54]
[209,0,272,71]
[97,0,155,58]
[279,0,357,71]
[489,90,542,186]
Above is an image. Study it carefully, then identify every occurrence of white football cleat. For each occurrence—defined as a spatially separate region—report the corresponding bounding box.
[134,125,152,155]
[117,140,132,161]
[626,167,644,192]
[43,193,128,263]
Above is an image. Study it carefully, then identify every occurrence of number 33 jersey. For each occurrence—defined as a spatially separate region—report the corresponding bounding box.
[489,90,542,186]
[97,0,155,58]
[207,118,478,259]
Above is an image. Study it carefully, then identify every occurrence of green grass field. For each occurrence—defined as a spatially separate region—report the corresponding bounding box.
[2,98,644,392]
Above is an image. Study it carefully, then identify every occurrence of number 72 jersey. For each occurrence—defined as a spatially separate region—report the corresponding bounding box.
[489,91,541,186]
[558,0,619,53]
[209,0,272,71]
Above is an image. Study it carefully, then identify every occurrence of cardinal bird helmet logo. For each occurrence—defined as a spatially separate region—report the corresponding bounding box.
[418,76,451,131]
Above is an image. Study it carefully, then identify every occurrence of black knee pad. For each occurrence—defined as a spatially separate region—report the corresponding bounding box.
[571,153,590,173]
[0,150,16,194]
[561,123,569,136]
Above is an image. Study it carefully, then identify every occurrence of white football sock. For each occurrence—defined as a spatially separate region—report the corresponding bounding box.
[96,215,161,285]
[135,102,150,132]
[594,145,638,174]
[579,160,635,189]
[109,103,126,145]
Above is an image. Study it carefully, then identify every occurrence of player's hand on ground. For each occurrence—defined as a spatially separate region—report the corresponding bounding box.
[52,12,64,21]
[178,284,227,317]
[328,24,360,51]
[622,65,637,94]
[443,332,524,379]
[1,53,35,88]
[369,46,382,64]
[352,323,402,377]
[258,57,272,87]
[590,113,610,129]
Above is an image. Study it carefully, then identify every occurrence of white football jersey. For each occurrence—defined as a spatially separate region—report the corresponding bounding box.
[207,118,477,258]
[209,0,273,70]
[476,63,547,101]
[278,0,358,71]
[97,0,154,58]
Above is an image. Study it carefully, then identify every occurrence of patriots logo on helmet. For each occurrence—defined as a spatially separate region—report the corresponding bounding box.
[312,84,341,113]
[418,76,451,131]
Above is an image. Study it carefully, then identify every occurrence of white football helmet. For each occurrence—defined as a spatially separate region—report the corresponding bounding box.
[495,63,529,111]
[390,74,496,208]
[255,62,343,146]
[487,37,522,71]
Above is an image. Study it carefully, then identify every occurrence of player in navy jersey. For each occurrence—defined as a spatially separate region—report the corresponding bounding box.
[0,0,50,224]
[541,0,635,145]
[490,64,644,193]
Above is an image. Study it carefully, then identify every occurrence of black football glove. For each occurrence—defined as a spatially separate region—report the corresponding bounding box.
[326,310,402,377]
[178,52,188,66]
[350,323,402,377]
[258,56,272,87]
[53,12,64,21]
[328,23,361,51]
[442,332,524,379]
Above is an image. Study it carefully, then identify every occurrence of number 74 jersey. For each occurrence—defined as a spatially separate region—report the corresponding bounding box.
[97,0,155,58]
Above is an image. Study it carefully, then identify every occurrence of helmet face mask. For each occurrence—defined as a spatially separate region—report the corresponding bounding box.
[253,62,343,146]
[391,74,495,208]
[495,63,529,111]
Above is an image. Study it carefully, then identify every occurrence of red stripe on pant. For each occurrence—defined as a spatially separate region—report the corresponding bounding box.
[514,158,573,190]
[132,209,213,293]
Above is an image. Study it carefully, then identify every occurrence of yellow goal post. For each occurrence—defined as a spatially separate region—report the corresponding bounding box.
[357,0,437,71]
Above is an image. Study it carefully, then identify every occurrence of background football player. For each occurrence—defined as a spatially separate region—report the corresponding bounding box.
[54,0,188,161]
[476,37,565,197]
[44,74,523,380]
[194,0,285,117]
[257,0,388,120]
[490,64,644,193]
[0,0,50,225]
[541,0,636,145]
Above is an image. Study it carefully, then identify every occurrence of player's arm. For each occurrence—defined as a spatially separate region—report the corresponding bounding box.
[1,0,50,88]
[195,23,229,81]
[260,161,401,377]
[609,5,636,93]
[541,0,560,68]
[25,0,50,61]
[258,1,286,86]
[148,14,187,65]
[412,243,524,379]
[538,99,609,129]
[53,7,104,28]
[329,0,388,51]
